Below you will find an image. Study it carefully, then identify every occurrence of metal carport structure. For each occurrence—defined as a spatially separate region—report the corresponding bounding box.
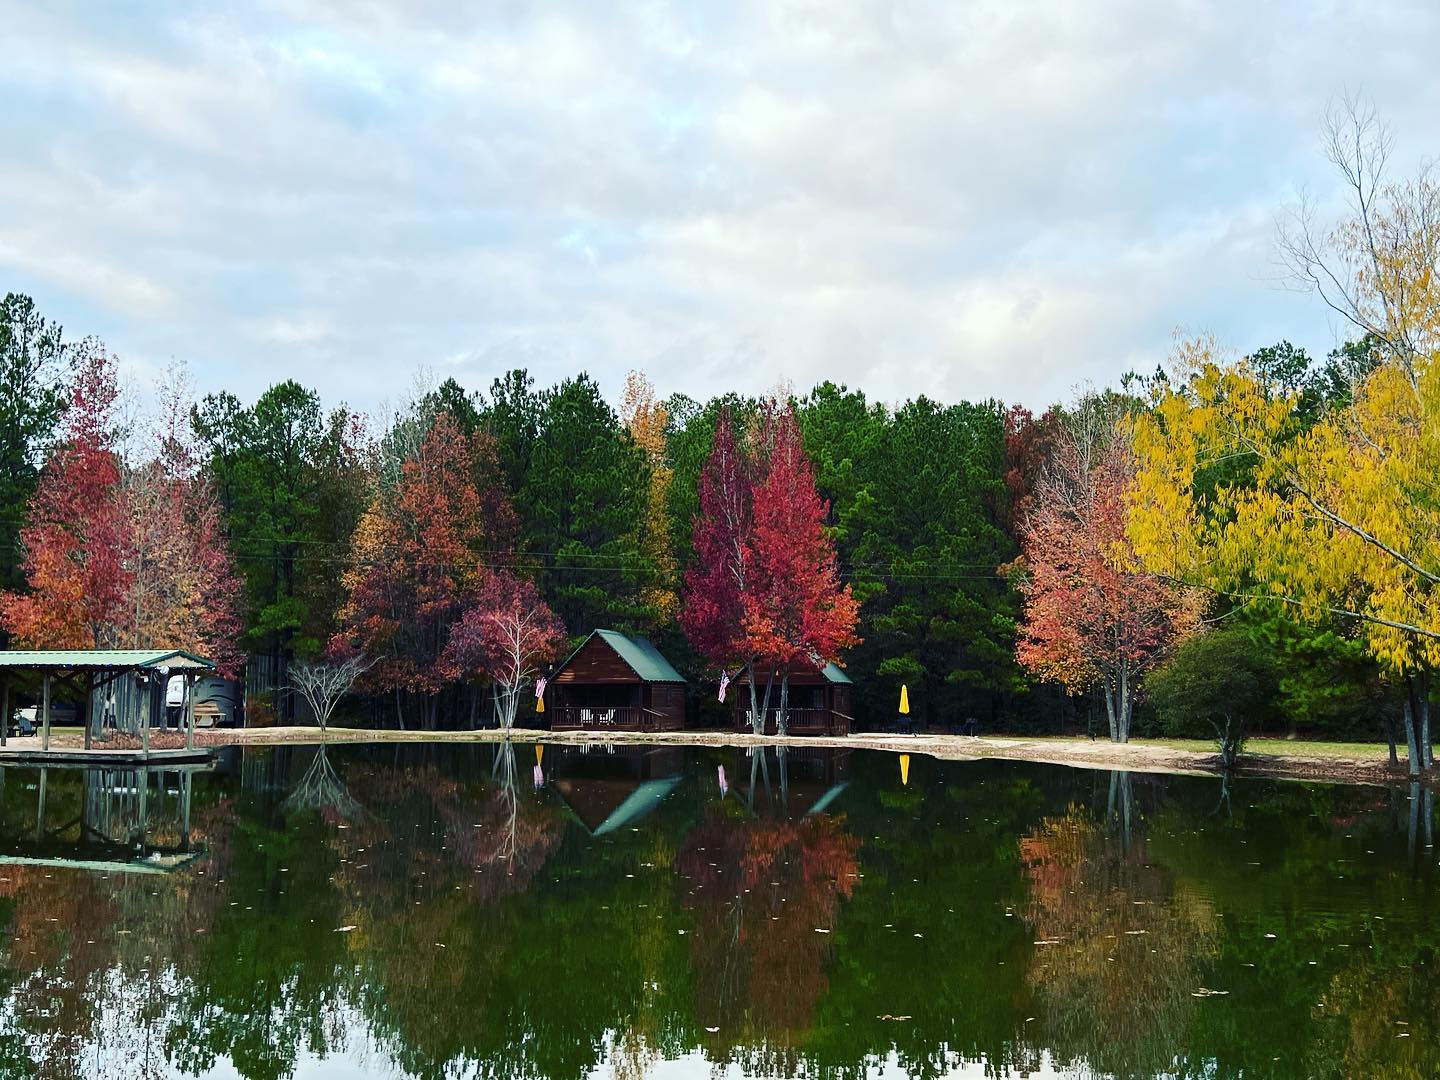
[0,649,216,752]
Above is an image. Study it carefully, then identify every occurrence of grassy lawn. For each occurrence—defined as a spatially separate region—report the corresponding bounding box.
[1020,734,1393,761]
[1147,737,1389,760]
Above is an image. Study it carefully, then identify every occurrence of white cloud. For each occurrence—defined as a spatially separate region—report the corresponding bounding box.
[1,0,1438,415]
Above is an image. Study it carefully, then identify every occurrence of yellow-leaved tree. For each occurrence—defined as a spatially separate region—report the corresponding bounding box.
[620,371,679,627]
[1129,101,1440,775]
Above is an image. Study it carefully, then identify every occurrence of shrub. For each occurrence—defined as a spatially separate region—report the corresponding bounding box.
[1145,626,1280,767]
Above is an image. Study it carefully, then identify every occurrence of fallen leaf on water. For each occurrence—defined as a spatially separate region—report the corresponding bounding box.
[335,925,357,933]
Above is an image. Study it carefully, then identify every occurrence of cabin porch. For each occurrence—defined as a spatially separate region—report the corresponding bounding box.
[730,668,854,736]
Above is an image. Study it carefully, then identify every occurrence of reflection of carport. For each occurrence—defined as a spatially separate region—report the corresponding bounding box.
[0,759,211,873]
[0,649,216,754]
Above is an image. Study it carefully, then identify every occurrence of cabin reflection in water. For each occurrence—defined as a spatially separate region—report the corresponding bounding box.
[0,763,205,874]
[720,745,851,817]
[542,743,852,833]
[546,744,686,835]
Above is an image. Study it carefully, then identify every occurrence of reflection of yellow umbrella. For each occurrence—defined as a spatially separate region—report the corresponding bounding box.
[535,744,544,765]
[900,754,911,786]
[899,684,910,715]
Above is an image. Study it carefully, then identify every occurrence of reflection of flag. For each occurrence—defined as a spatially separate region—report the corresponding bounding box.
[535,676,548,700]
[718,671,730,703]
[717,764,728,797]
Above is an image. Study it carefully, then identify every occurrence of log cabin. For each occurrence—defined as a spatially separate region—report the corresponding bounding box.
[729,662,854,736]
[546,630,687,732]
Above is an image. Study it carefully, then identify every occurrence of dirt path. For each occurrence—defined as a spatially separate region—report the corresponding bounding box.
[22,725,1409,787]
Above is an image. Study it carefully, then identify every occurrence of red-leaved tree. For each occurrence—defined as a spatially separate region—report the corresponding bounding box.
[681,408,760,717]
[2,350,245,674]
[1013,403,1201,742]
[443,570,567,733]
[745,402,859,734]
[682,403,859,734]
[1,341,130,647]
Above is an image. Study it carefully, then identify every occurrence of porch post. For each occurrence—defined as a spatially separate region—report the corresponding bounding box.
[180,770,193,848]
[185,672,196,751]
[84,673,93,751]
[1,674,8,747]
[35,767,47,843]
[41,674,51,751]
[141,676,150,755]
[137,767,148,845]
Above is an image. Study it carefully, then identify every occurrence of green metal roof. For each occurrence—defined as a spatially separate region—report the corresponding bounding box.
[820,662,853,684]
[0,649,215,672]
[592,775,684,836]
[556,630,686,683]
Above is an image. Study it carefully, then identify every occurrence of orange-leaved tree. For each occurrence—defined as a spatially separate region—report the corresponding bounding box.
[1013,399,1201,742]
[1,341,130,647]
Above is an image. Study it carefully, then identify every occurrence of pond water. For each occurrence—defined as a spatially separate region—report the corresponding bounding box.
[0,743,1436,1079]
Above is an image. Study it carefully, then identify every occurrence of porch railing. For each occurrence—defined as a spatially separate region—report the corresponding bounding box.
[735,708,847,734]
[549,706,656,730]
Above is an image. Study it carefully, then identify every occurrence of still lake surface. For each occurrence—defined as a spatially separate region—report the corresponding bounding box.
[0,742,1436,1079]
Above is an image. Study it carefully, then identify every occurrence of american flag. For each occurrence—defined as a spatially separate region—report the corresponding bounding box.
[718,671,730,703]
[535,676,547,701]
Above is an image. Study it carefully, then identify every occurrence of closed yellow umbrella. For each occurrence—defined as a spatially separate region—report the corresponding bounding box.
[898,684,910,715]
[899,754,911,786]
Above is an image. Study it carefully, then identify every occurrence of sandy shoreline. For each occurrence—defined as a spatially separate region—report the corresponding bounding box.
[7,725,1415,787]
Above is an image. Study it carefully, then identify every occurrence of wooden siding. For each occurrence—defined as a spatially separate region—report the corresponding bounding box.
[549,636,686,731]
[553,636,640,684]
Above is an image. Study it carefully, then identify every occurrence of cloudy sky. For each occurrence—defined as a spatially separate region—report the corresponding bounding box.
[3,1,1438,415]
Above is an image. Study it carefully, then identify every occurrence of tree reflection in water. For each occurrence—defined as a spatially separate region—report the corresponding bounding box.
[1020,770,1219,1077]
[677,745,859,1071]
[0,749,1437,1079]
[282,744,365,822]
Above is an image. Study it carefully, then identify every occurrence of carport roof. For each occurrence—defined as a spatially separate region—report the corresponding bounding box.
[0,649,215,673]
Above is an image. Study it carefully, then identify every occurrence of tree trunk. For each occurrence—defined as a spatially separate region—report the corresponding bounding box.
[1402,686,1421,779]
[1419,669,1433,768]
[758,667,777,736]
[1116,662,1131,744]
[746,658,763,736]
[1384,706,1400,768]
[394,687,406,731]
[776,669,790,737]
[1103,681,1118,743]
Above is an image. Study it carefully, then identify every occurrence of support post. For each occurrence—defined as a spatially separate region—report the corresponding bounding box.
[180,771,193,848]
[137,767,148,847]
[41,674,51,752]
[185,672,196,751]
[141,678,150,756]
[35,767,47,843]
[84,673,92,751]
[1,675,8,748]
